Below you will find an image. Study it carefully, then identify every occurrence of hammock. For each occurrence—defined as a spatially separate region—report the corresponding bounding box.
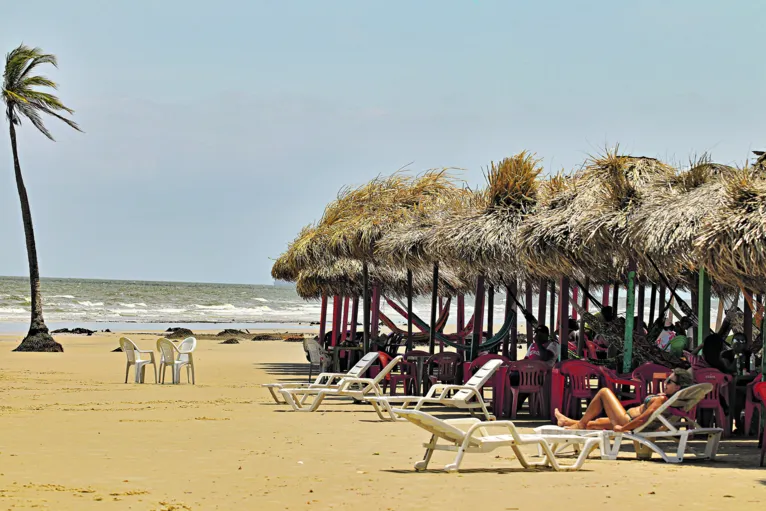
[380,296,453,339]
[427,309,516,353]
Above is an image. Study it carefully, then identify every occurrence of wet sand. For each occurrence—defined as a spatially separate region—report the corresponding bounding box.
[0,331,763,510]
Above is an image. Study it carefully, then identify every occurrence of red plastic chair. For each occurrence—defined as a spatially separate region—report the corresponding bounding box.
[631,362,672,401]
[599,367,641,408]
[506,360,549,419]
[389,354,418,396]
[743,373,762,436]
[424,352,462,394]
[693,368,733,437]
[560,361,602,419]
[753,382,766,466]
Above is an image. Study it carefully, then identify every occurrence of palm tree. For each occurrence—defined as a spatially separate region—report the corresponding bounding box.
[2,44,81,352]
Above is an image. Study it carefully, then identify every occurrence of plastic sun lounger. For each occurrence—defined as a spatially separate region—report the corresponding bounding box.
[367,359,503,421]
[278,356,403,412]
[263,351,379,404]
[534,383,722,463]
[395,408,600,472]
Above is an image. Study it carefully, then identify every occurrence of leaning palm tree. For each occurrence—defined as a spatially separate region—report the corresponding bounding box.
[2,44,82,352]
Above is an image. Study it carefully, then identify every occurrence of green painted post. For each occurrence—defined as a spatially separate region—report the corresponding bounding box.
[623,260,637,373]
[697,268,711,344]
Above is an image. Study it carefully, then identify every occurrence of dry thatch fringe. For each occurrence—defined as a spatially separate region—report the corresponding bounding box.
[517,172,584,281]
[322,170,463,263]
[423,152,544,280]
[374,187,480,270]
[628,155,736,284]
[294,258,473,299]
[567,149,675,283]
[270,252,298,282]
[696,167,766,292]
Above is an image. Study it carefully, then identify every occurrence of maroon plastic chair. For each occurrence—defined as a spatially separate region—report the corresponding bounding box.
[599,367,641,408]
[631,362,672,401]
[468,354,511,416]
[424,352,462,394]
[560,361,602,419]
[389,350,427,396]
[693,368,733,437]
[743,373,762,436]
[506,360,549,419]
[753,382,766,466]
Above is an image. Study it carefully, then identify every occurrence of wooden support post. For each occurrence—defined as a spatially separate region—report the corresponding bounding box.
[572,287,579,320]
[371,286,381,341]
[525,281,534,346]
[331,295,341,347]
[697,268,712,345]
[362,263,370,352]
[623,260,637,373]
[508,281,518,361]
[690,272,699,347]
[649,283,657,325]
[428,263,439,354]
[538,278,548,328]
[637,281,645,332]
[457,293,465,345]
[318,294,328,345]
[744,289,753,347]
[549,281,557,331]
[487,285,495,338]
[341,296,349,342]
[602,285,610,307]
[406,269,413,352]
[715,296,725,332]
[658,284,667,325]
[577,277,590,357]
[558,277,570,361]
[612,284,619,315]
[350,296,359,343]
[471,275,486,360]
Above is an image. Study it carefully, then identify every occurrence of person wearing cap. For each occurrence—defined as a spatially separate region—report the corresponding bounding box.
[554,368,694,431]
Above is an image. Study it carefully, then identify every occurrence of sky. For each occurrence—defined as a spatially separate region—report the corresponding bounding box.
[1,1,764,285]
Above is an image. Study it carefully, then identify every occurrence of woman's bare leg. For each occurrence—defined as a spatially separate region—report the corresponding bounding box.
[567,388,630,430]
[554,408,578,427]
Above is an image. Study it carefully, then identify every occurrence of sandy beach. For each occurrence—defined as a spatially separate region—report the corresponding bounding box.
[0,330,763,511]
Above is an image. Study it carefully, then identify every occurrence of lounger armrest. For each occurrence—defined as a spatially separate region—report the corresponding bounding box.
[337,377,375,391]
[607,376,639,387]
[135,349,154,354]
[433,385,479,400]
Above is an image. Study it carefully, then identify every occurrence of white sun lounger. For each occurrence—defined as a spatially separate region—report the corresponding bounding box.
[535,383,722,463]
[367,359,502,421]
[263,351,379,404]
[395,408,599,472]
[279,356,403,412]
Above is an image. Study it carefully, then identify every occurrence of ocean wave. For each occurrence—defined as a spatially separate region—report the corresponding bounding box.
[0,307,27,314]
[118,302,148,308]
[78,301,104,307]
[50,295,75,299]
[193,304,236,310]
[254,298,268,302]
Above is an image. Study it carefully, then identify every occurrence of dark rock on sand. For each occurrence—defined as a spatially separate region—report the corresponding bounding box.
[217,329,245,337]
[52,327,95,336]
[282,335,304,343]
[251,333,276,341]
[220,338,240,344]
[112,346,123,352]
[166,327,194,339]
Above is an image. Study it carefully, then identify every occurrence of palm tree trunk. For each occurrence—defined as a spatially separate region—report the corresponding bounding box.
[9,122,62,352]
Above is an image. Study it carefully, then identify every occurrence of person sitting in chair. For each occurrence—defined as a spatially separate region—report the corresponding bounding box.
[554,368,693,432]
[525,325,559,367]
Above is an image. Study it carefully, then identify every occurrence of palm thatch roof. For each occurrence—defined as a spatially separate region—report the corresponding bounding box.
[519,149,675,283]
[696,166,766,292]
[294,258,473,299]
[419,152,543,283]
[319,170,462,263]
[627,156,735,285]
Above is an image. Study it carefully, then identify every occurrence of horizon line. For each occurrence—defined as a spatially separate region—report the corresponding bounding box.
[0,275,277,287]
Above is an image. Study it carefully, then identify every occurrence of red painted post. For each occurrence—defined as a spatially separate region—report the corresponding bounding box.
[331,295,341,347]
[558,277,570,360]
[318,294,328,344]
[371,286,381,341]
[457,293,465,346]
[602,285,610,307]
[471,276,486,360]
[572,287,579,320]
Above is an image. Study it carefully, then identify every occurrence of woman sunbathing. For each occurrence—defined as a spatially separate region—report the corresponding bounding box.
[554,368,693,432]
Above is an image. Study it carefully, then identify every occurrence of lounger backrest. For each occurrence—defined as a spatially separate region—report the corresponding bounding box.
[347,352,379,377]
[372,356,403,385]
[305,340,324,365]
[633,383,713,433]
[119,337,138,363]
[452,359,502,401]
[395,409,478,446]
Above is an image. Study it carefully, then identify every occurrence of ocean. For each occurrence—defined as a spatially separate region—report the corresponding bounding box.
[0,276,707,334]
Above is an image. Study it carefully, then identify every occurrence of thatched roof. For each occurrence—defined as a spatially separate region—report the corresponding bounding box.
[518,149,675,283]
[696,167,766,292]
[294,258,473,299]
[627,156,735,285]
[420,152,543,283]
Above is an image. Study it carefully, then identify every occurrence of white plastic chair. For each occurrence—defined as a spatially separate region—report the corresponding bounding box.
[157,337,197,384]
[119,337,157,384]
